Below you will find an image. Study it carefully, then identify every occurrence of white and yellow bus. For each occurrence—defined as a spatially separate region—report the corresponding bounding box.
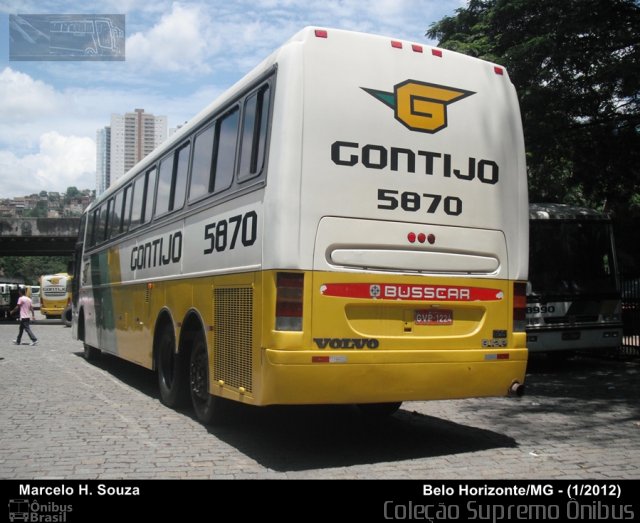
[73,27,529,422]
[40,273,71,319]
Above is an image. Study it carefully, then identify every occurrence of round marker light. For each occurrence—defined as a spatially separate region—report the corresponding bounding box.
[417,233,426,243]
[427,234,436,244]
[407,232,416,243]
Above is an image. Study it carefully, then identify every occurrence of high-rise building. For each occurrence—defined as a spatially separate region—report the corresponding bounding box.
[96,126,111,196]
[107,108,167,188]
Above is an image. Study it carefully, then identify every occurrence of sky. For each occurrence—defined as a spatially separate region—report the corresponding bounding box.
[0,0,466,198]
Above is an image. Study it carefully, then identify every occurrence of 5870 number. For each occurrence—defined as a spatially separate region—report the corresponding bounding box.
[203,211,257,254]
[378,189,462,216]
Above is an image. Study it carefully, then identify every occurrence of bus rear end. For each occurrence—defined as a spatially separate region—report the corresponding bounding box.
[40,273,70,319]
[259,28,528,406]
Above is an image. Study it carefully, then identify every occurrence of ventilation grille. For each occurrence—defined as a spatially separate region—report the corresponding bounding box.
[213,287,253,393]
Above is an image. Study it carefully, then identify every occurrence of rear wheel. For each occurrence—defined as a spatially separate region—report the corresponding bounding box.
[189,333,220,424]
[357,402,402,419]
[157,326,188,408]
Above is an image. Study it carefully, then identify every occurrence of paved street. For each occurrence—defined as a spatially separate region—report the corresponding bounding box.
[0,322,638,479]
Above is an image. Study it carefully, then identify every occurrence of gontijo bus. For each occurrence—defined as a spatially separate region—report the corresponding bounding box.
[72,27,529,423]
[40,273,71,319]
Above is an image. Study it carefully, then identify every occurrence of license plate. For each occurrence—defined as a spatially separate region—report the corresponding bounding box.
[415,309,453,325]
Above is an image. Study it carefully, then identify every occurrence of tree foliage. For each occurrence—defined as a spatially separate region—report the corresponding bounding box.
[0,256,69,285]
[428,0,640,205]
[65,186,81,199]
[427,0,640,269]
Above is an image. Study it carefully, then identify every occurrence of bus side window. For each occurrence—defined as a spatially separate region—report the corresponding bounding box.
[189,123,215,202]
[96,202,109,244]
[143,167,157,223]
[212,107,239,194]
[87,209,98,247]
[122,184,132,232]
[173,142,190,211]
[157,142,191,217]
[238,84,270,182]
[155,155,174,216]
[109,190,123,239]
[130,175,145,229]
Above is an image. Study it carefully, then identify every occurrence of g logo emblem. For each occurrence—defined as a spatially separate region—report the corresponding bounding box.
[363,81,474,134]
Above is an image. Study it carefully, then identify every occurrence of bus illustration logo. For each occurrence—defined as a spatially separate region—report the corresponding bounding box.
[8,499,29,522]
[362,80,475,134]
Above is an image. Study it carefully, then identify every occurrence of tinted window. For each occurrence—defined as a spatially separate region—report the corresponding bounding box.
[155,156,173,216]
[144,168,157,223]
[173,143,190,210]
[189,123,214,201]
[213,107,239,193]
[96,202,109,243]
[238,84,270,181]
[130,176,145,229]
[122,184,132,232]
[109,191,123,238]
[87,210,97,246]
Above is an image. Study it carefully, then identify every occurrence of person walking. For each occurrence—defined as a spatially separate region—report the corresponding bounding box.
[11,287,38,346]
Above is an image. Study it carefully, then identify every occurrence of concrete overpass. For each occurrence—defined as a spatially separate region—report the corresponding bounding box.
[0,218,80,256]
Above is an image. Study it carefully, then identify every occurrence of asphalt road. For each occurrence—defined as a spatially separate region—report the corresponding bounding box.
[0,322,638,479]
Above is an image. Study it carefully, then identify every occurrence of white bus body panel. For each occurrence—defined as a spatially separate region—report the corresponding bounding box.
[262,28,528,279]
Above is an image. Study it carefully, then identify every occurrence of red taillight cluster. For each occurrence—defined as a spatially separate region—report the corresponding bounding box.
[276,272,304,331]
[407,232,436,244]
[513,282,527,332]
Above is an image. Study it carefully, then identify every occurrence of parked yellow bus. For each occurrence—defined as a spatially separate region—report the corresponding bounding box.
[73,28,529,423]
[40,273,70,319]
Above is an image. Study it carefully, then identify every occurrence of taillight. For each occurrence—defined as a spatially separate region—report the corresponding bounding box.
[276,272,304,331]
[513,282,527,332]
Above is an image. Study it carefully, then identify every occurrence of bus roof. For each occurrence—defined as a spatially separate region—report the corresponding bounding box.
[87,26,511,214]
[529,203,610,221]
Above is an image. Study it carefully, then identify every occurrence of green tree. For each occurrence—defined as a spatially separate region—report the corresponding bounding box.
[0,256,69,285]
[65,186,81,199]
[24,200,48,218]
[427,0,640,268]
[428,0,640,203]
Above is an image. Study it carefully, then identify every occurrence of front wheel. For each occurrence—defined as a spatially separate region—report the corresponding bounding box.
[157,326,188,408]
[189,334,220,424]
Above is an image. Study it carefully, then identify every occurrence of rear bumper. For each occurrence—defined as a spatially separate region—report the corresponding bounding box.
[527,326,622,352]
[258,348,528,405]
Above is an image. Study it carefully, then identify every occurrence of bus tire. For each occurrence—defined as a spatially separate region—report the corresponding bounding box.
[62,305,72,327]
[356,402,402,419]
[156,326,188,408]
[84,343,101,362]
[189,333,219,424]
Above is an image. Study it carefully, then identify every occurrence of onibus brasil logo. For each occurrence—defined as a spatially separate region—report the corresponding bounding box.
[362,80,475,134]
